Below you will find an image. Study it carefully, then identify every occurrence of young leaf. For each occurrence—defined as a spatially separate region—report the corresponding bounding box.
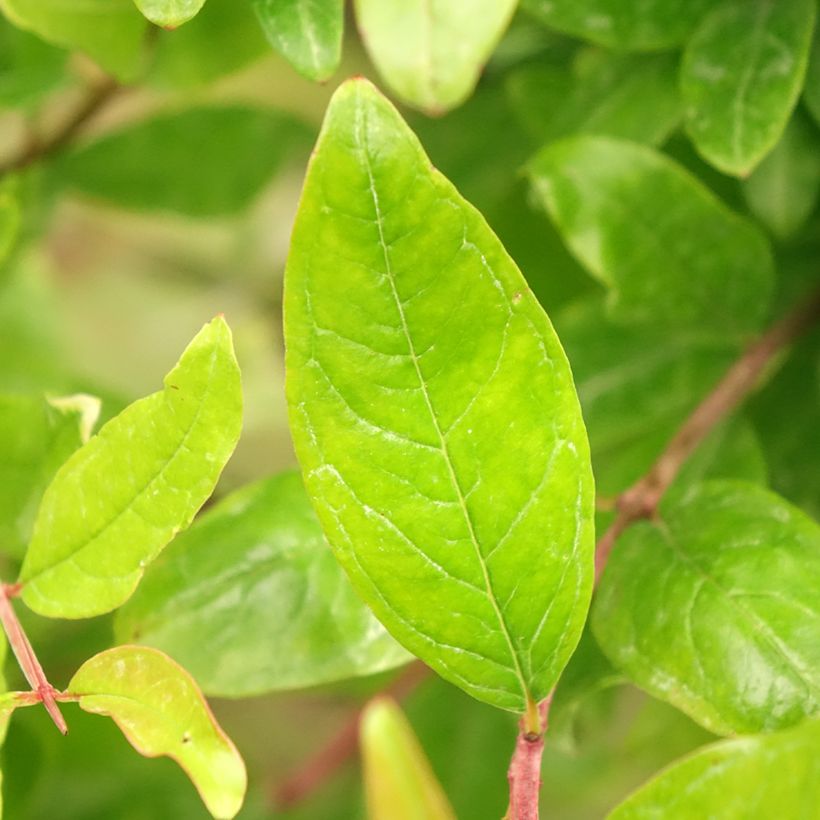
[593,480,820,736]
[252,0,343,83]
[285,78,595,714]
[115,471,410,696]
[360,697,456,820]
[681,0,816,177]
[53,106,310,217]
[609,717,820,818]
[68,646,246,820]
[529,136,774,334]
[0,0,146,82]
[18,317,242,618]
[353,0,517,114]
[133,0,207,28]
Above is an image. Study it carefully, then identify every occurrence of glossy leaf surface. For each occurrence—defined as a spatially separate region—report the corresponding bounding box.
[681,0,816,176]
[252,0,343,82]
[285,78,595,713]
[529,136,774,334]
[115,471,410,696]
[594,481,820,736]
[354,0,517,113]
[68,646,246,819]
[134,0,206,28]
[19,317,242,618]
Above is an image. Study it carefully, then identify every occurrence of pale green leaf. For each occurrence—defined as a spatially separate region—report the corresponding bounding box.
[520,0,714,51]
[529,136,774,334]
[594,480,820,736]
[133,0,206,28]
[285,78,594,714]
[361,697,456,820]
[609,717,820,819]
[18,317,242,618]
[252,0,343,82]
[354,0,517,113]
[681,0,816,177]
[0,17,66,108]
[115,471,410,696]
[0,0,146,82]
[68,646,246,819]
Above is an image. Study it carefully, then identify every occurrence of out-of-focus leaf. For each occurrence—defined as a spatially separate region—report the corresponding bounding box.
[0,393,100,558]
[681,0,816,177]
[506,50,681,147]
[0,183,19,266]
[609,717,820,819]
[354,0,517,113]
[68,646,247,819]
[115,471,410,696]
[806,25,820,127]
[529,136,774,334]
[53,106,310,217]
[18,317,242,619]
[361,697,456,820]
[0,17,66,108]
[252,0,343,82]
[133,0,206,28]
[285,78,595,714]
[0,0,146,81]
[594,481,820,736]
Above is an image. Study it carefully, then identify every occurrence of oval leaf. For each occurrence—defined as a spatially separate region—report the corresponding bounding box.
[529,136,774,334]
[593,480,820,736]
[18,317,242,618]
[133,0,206,28]
[284,78,594,714]
[115,471,410,696]
[354,0,517,114]
[681,0,816,177]
[68,646,246,819]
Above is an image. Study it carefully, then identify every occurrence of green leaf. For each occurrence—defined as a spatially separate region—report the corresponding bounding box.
[252,0,343,82]
[609,717,820,819]
[0,393,100,558]
[529,136,774,334]
[115,471,410,696]
[68,646,246,819]
[0,184,19,267]
[361,697,456,820]
[742,111,820,240]
[805,25,820,127]
[53,106,310,217]
[593,480,820,736]
[681,0,816,177]
[354,0,517,114]
[285,78,594,714]
[506,49,682,147]
[133,0,206,28]
[520,0,714,51]
[0,17,66,108]
[18,317,242,618]
[0,0,146,82]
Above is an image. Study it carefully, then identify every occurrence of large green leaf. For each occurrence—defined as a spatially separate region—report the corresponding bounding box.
[609,717,820,819]
[681,0,816,177]
[115,471,410,696]
[0,0,146,81]
[353,0,517,114]
[520,0,714,51]
[68,646,246,819]
[0,17,66,108]
[594,481,820,736]
[285,78,594,714]
[529,136,774,334]
[252,0,343,82]
[133,0,206,28]
[53,106,310,217]
[0,393,100,558]
[18,317,242,618]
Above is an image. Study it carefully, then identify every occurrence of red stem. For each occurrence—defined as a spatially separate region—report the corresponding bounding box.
[507,695,552,820]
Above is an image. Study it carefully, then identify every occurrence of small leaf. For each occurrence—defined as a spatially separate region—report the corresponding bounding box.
[681,0,816,176]
[68,646,246,819]
[609,717,820,819]
[593,480,820,736]
[115,471,410,696]
[133,0,206,28]
[354,0,517,113]
[252,0,343,82]
[529,136,774,334]
[285,78,594,714]
[18,317,242,618]
[361,697,456,820]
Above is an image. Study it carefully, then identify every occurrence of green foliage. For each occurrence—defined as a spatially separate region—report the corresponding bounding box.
[0,17,66,108]
[133,0,207,28]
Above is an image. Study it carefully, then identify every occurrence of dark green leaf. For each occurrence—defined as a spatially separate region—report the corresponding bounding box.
[805,24,820,127]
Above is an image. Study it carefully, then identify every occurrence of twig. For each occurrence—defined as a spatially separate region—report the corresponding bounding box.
[506,695,552,820]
